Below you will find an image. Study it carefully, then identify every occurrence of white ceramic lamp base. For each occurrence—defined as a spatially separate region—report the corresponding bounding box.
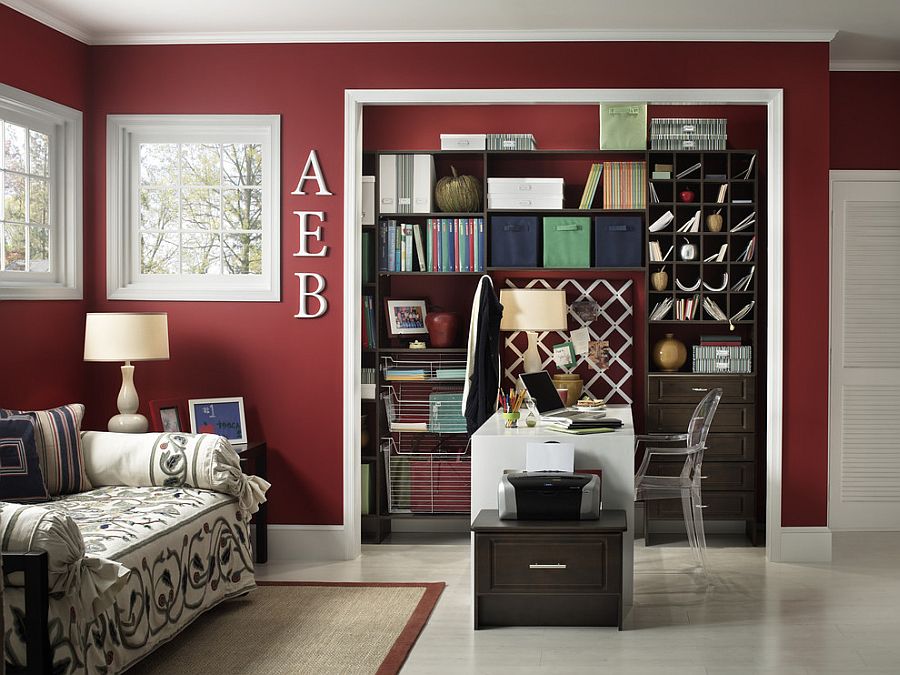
[522,331,543,374]
[109,362,148,433]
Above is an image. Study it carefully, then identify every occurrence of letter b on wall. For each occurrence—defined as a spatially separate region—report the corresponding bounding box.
[295,273,327,318]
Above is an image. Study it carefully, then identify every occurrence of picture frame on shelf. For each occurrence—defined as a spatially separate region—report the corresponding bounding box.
[188,397,247,445]
[384,298,428,337]
[149,398,188,433]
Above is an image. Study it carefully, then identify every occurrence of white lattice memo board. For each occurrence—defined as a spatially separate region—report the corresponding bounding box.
[501,278,634,404]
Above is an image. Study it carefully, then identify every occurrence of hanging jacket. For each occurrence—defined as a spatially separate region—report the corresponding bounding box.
[463,276,503,434]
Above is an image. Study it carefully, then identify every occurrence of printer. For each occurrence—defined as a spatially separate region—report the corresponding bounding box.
[498,471,601,520]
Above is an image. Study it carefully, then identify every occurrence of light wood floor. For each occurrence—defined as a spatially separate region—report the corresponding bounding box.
[256,532,900,674]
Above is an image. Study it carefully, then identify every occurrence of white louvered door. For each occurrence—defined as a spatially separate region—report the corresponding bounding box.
[830,175,900,530]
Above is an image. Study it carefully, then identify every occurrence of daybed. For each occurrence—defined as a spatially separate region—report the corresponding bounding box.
[1,430,270,674]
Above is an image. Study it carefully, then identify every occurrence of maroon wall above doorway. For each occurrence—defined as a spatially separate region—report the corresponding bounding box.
[0,4,830,529]
[831,71,900,170]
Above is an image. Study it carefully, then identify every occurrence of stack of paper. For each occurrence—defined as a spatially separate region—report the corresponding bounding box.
[649,210,674,232]
[676,210,701,233]
[732,267,755,292]
[731,212,756,232]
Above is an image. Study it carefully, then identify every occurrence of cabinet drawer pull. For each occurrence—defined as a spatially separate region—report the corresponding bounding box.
[696,504,709,509]
[700,475,708,479]
[529,563,567,570]
[691,387,708,392]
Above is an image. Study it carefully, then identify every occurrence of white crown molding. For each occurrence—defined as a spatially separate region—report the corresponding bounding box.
[90,28,838,46]
[830,58,900,71]
[0,5,839,48]
[2,0,92,44]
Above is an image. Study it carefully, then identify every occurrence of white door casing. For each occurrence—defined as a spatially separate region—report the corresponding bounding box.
[830,171,900,531]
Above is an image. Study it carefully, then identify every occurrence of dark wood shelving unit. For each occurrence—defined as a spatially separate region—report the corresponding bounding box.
[645,149,762,546]
[361,146,764,545]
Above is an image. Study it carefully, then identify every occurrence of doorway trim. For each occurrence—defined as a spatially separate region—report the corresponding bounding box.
[340,87,790,562]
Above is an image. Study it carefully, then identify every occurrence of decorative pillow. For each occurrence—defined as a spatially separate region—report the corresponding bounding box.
[81,431,270,514]
[0,404,91,495]
[0,502,130,615]
[0,416,50,502]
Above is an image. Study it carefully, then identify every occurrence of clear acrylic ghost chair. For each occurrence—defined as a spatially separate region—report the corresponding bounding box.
[634,388,722,574]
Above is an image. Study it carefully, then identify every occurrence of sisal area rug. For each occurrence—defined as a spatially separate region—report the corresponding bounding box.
[126,581,444,675]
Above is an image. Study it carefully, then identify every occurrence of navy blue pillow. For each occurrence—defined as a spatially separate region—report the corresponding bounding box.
[0,416,50,503]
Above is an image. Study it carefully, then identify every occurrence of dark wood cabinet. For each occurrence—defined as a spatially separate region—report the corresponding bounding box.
[472,510,627,630]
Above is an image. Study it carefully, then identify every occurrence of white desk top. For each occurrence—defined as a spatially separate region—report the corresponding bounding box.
[472,404,634,439]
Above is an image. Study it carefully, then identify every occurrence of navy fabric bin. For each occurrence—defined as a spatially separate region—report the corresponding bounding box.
[594,215,643,267]
[490,216,539,268]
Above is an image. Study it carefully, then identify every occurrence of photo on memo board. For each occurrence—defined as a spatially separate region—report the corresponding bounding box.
[188,397,247,444]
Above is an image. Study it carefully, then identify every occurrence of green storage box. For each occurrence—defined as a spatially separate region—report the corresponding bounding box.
[543,217,591,268]
[600,103,648,150]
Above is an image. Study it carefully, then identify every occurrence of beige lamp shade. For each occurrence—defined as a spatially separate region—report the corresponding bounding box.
[499,289,568,332]
[84,312,170,362]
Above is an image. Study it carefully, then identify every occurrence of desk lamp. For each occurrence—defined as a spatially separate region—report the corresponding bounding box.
[84,312,169,433]
[499,289,567,374]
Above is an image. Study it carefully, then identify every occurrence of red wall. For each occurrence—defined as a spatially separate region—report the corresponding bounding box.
[830,71,900,169]
[0,6,90,410]
[2,14,831,528]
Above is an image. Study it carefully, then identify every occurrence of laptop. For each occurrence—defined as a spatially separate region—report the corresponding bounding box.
[520,371,612,425]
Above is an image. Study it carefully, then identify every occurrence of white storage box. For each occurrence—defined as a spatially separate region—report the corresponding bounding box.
[487,177,564,196]
[440,134,487,151]
[487,195,564,210]
[379,154,435,214]
[361,176,375,225]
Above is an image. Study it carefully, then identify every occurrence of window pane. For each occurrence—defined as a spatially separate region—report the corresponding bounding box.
[140,232,180,274]
[139,143,178,185]
[28,225,49,272]
[29,177,49,225]
[223,233,262,275]
[3,172,25,222]
[223,144,262,186]
[139,188,178,230]
[181,143,220,186]
[3,223,26,270]
[182,188,220,231]
[4,122,26,173]
[223,188,262,230]
[29,130,49,177]
[182,233,221,274]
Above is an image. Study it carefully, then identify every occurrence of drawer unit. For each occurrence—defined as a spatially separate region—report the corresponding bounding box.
[646,460,755,491]
[642,433,754,462]
[645,491,755,520]
[647,404,756,434]
[648,376,755,404]
[472,509,626,630]
[485,534,617,593]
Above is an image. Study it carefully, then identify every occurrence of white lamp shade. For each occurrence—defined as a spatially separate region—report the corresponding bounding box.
[499,289,568,332]
[84,312,170,362]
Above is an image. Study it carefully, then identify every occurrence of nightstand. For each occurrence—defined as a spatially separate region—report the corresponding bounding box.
[236,441,268,564]
[472,509,627,630]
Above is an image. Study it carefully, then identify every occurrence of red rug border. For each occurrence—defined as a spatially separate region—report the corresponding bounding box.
[256,581,445,675]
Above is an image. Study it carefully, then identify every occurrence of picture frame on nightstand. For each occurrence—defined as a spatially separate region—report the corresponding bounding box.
[188,397,247,444]
[149,398,188,433]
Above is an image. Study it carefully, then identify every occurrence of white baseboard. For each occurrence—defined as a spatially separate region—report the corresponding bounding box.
[267,525,354,561]
[775,527,832,562]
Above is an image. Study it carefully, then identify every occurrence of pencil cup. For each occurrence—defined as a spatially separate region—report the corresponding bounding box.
[502,411,520,428]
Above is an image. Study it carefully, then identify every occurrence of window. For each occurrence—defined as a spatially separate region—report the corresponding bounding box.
[0,83,82,299]
[107,115,280,301]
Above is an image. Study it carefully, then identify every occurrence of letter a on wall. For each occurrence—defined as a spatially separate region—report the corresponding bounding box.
[291,150,333,196]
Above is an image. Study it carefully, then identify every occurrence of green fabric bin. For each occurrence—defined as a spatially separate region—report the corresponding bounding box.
[543,217,591,268]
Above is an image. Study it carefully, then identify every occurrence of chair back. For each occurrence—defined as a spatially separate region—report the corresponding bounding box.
[683,388,723,481]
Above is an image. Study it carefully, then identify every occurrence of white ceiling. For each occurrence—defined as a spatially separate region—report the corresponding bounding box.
[5,0,900,69]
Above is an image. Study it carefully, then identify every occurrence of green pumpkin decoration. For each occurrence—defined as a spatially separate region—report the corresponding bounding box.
[434,166,482,213]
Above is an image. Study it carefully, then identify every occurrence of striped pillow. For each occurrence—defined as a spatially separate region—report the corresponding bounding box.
[0,404,91,495]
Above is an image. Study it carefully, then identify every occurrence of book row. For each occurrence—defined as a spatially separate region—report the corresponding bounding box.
[379,218,486,272]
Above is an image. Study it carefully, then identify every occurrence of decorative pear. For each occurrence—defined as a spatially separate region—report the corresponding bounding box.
[706,212,723,232]
[651,267,669,291]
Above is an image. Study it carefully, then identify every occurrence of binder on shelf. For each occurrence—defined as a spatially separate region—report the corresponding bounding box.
[362,176,375,225]
[594,215,643,268]
[543,216,591,268]
[379,156,397,213]
[579,163,603,209]
[490,216,539,268]
[378,154,435,214]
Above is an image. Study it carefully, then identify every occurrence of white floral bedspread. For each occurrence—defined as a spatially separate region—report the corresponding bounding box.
[3,486,256,674]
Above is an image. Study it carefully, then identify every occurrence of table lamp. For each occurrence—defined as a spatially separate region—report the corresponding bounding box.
[84,312,169,433]
[499,289,568,373]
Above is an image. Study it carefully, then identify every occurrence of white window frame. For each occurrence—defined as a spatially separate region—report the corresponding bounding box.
[0,83,82,300]
[107,114,280,301]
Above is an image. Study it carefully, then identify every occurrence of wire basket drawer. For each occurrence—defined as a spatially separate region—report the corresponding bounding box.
[384,447,471,514]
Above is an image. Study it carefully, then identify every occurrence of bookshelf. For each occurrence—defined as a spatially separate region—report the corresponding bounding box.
[644,149,762,545]
[361,147,763,545]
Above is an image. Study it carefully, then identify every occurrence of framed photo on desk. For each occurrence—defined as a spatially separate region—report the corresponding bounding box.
[188,397,247,444]
[149,398,188,433]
